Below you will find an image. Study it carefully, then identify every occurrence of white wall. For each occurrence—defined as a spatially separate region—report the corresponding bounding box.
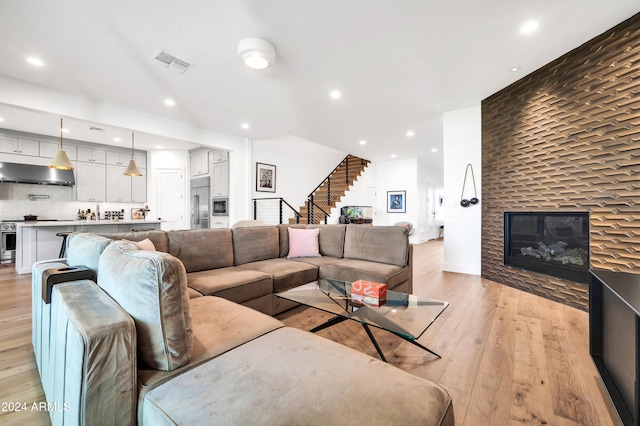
[375,158,418,230]
[442,105,482,275]
[251,134,347,222]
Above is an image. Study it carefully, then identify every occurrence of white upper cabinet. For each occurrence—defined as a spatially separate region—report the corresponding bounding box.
[77,147,106,163]
[40,141,77,160]
[211,150,229,163]
[0,137,39,156]
[190,152,209,177]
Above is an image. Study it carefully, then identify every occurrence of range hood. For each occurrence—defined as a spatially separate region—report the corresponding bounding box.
[0,162,75,186]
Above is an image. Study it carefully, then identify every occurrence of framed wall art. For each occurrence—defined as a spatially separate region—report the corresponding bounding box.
[387,190,406,213]
[256,162,276,192]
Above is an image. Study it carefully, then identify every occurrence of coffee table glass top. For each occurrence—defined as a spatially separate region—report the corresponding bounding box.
[277,278,448,340]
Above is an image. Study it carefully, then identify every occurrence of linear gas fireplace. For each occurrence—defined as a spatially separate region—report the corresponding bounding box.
[504,212,589,283]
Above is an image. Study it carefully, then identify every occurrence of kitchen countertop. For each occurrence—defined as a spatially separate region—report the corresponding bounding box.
[17,219,163,227]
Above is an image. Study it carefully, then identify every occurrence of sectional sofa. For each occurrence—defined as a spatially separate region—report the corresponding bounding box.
[31,224,453,425]
[69,224,413,316]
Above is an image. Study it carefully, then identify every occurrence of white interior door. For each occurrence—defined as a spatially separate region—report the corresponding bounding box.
[156,168,185,231]
[426,178,436,240]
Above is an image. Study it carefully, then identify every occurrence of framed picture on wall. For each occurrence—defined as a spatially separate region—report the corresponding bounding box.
[387,190,406,213]
[256,162,276,192]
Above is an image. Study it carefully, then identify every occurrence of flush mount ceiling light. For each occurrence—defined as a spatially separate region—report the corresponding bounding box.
[49,118,74,170]
[238,38,275,70]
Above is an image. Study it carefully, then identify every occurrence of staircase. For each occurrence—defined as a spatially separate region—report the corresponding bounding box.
[294,155,370,224]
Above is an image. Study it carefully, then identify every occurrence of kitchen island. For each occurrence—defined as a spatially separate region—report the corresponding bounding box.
[16,220,162,274]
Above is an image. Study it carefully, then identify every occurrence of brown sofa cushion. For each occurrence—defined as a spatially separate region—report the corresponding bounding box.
[319,259,410,290]
[137,296,283,411]
[168,229,234,272]
[98,240,193,371]
[233,226,279,265]
[343,225,409,267]
[141,327,453,426]
[237,258,318,292]
[186,267,273,303]
[308,224,347,258]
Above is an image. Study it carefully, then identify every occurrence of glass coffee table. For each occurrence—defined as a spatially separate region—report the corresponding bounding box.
[277,278,448,362]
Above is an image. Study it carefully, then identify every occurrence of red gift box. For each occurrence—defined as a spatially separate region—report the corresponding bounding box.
[351,293,386,307]
[351,280,387,298]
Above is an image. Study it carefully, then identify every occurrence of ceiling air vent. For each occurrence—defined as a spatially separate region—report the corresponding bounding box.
[149,50,194,74]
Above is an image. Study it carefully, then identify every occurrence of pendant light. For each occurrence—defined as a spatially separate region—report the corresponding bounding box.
[49,118,74,170]
[123,132,142,176]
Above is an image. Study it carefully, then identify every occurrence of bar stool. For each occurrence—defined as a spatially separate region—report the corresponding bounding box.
[56,232,72,258]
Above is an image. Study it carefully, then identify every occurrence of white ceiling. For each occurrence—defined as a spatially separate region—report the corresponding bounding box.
[0,1,637,162]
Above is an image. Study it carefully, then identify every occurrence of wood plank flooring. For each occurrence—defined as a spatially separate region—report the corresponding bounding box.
[0,239,622,425]
[279,239,621,425]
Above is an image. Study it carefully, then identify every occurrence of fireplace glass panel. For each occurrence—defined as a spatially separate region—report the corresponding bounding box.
[504,212,589,283]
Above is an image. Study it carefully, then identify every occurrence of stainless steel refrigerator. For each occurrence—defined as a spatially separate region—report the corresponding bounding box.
[190,177,210,229]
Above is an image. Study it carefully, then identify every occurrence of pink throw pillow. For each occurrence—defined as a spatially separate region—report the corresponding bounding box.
[287,228,320,258]
[133,238,156,251]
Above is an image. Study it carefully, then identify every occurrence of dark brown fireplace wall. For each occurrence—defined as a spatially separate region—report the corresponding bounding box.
[481,13,640,311]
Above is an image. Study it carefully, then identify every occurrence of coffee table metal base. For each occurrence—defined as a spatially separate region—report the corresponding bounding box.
[309,315,441,362]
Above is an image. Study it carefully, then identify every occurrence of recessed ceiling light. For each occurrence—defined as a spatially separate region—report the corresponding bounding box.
[406,131,415,137]
[431,148,438,153]
[155,145,163,149]
[60,128,69,134]
[164,98,175,107]
[359,140,366,145]
[520,21,539,34]
[330,90,342,100]
[114,137,122,142]
[241,123,250,129]
[510,66,521,72]
[0,117,4,122]
[391,154,397,158]
[26,57,44,67]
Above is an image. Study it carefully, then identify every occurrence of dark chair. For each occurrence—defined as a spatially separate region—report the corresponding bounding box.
[56,231,72,258]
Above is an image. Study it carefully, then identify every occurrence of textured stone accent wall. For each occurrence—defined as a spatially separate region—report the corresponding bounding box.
[481,13,640,311]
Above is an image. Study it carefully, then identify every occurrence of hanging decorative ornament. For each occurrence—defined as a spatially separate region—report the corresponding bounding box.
[460,163,479,207]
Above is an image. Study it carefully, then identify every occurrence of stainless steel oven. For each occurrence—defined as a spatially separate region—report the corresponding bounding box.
[1,222,17,264]
[211,197,228,216]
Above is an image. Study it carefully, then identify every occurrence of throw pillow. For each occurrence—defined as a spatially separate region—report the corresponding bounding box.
[287,227,321,258]
[133,238,156,251]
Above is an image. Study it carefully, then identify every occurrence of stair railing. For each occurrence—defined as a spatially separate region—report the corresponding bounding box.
[307,197,330,224]
[253,198,302,225]
[307,155,351,206]
[305,154,370,223]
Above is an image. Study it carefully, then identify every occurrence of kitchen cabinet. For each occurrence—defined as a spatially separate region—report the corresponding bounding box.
[190,152,209,177]
[131,169,147,203]
[106,165,132,202]
[106,150,130,166]
[134,153,147,168]
[211,161,229,196]
[211,150,229,163]
[77,147,106,163]
[39,141,77,160]
[0,137,39,156]
[76,162,106,201]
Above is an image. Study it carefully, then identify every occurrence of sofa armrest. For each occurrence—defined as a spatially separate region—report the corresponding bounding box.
[48,279,137,426]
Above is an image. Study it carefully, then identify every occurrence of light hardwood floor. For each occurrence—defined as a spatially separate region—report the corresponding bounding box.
[0,239,621,425]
